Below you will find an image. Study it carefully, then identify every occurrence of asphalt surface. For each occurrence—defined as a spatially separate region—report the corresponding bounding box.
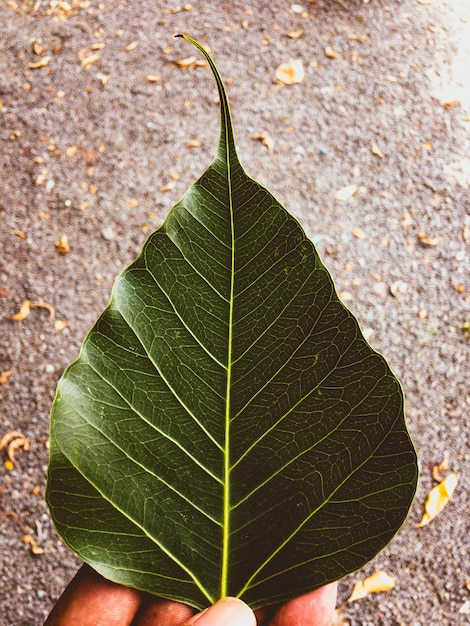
[0,1,469,624]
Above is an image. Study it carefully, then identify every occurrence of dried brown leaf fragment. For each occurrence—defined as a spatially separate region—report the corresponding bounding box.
[0,431,30,465]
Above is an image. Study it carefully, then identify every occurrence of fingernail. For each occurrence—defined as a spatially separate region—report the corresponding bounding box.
[189,597,256,626]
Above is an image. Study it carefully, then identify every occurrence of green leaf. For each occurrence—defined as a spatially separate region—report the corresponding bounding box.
[46,35,418,611]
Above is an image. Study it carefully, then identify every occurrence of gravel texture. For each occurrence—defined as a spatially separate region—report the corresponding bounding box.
[0,1,469,624]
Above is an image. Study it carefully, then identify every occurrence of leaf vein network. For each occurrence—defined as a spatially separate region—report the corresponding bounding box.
[83,356,224,479]
[59,389,222,526]
[111,308,223,451]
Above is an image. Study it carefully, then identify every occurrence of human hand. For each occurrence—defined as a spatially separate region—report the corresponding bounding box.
[44,564,337,626]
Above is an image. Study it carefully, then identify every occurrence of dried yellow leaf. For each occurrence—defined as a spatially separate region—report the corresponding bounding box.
[371,142,384,158]
[0,368,14,384]
[0,431,30,465]
[275,60,305,85]
[96,73,110,86]
[9,300,32,321]
[334,184,357,201]
[23,534,44,555]
[287,29,304,39]
[417,232,442,247]
[34,301,55,320]
[252,133,274,150]
[352,227,367,239]
[81,53,100,67]
[55,234,70,254]
[175,56,197,68]
[35,169,48,185]
[417,473,459,527]
[53,319,68,331]
[12,229,26,240]
[28,56,51,69]
[33,41,46,55]
[4,460,14,471]
[324,46,337,59]
[348,571,396,602]
[443,99,461,109]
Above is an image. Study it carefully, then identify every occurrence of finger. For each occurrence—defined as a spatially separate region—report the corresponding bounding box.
[182,597,257,626]
[267,583,338,626]
[131,596,194,626]
[44,564,143,626]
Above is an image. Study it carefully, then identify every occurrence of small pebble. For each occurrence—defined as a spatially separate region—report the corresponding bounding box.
[102,226,116,241]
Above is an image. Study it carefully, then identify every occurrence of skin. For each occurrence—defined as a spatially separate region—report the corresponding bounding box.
[44,565,338,626]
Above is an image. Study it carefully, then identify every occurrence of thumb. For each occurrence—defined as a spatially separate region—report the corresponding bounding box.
[183,597,256,626]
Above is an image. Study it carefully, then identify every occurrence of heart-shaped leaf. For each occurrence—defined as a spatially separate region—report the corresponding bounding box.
[46,36,418,611]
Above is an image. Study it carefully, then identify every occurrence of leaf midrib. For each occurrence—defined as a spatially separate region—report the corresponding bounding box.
[221,113,235,601]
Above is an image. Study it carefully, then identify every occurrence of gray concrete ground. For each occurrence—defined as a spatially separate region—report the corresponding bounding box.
[0,1,469,624]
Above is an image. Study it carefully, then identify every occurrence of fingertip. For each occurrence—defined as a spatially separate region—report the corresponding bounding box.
[269,583,338,626]
[185,597,256,626]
